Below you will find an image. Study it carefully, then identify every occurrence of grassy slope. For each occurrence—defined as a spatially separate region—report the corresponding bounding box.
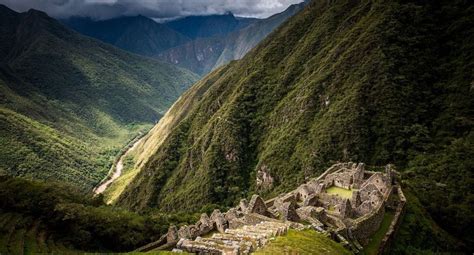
[117,0,472,251]
[254,229,350,255]
[0,6,198,190]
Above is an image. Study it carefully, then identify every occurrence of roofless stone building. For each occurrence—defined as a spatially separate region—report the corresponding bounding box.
[136,163,406,254]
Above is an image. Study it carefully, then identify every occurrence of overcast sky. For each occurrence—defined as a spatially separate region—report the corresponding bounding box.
[0,0,305,20]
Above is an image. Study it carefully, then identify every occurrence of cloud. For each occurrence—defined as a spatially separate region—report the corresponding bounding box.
[0,0,304,20]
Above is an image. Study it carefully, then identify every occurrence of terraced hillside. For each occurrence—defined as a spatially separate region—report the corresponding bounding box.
[0,5,198,190]
[0,175,201,253]
[0,213,76,254]
[116,0,473,252]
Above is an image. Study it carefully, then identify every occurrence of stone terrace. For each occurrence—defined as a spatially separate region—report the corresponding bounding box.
[176,220,294,254]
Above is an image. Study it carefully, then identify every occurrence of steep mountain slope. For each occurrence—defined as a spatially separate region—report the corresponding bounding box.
[0,5,198,190]
[62,15,190,57]
[213,2,308,68]
[117,0,473,251]
[165,13,255,39]
[157,2,306,75]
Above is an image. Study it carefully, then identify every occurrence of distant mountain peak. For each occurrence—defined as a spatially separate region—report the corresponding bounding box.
[224,11,235,17]
[25,8,48,18]
[0,4,18,17]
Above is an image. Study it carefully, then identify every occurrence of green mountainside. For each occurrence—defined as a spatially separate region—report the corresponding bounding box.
[157,2,306,75]
[116,0,473,252]
[0,5,198,190]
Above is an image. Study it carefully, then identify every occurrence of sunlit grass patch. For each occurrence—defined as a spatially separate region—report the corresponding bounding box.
[254,229,351,255]
[326,186,354,199]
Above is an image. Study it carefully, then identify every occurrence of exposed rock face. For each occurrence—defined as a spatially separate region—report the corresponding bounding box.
[211,209,228,233]
[256,165,274,190]
[247,195,269,216]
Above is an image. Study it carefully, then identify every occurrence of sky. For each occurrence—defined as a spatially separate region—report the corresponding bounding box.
[0,0,305,21]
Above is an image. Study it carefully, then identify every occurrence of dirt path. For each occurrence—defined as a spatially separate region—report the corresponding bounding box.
[93,136,145,195]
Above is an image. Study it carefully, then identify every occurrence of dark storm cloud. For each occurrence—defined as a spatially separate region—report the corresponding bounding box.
[0,0,304,20]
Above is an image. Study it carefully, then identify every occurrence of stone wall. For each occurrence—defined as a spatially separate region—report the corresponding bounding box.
[349,185,393,244]
[377,185,407,254]
[349,201,386,244]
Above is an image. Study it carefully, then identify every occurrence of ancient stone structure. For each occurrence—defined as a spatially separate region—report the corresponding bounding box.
[140,163,405,254]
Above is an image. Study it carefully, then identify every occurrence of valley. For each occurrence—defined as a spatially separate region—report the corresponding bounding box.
[94,132,148,195]
[0,5,198,190]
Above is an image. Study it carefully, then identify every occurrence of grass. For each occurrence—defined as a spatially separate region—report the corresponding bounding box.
[363,211,395,255]
[325,186,354,199]
[253,229,351,255]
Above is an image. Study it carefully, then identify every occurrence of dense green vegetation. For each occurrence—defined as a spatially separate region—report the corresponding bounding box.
[390,189,466,253]
[117,0,473,252]
[253,229,350,255]
[0,175,199,253]
[0,5,198,190]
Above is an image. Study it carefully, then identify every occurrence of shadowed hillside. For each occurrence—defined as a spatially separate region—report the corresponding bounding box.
[62,15,191,57]
[0,175,200,253]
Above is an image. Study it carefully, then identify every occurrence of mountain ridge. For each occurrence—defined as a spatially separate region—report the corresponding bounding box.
[157,1,307,75]
[115,0,473,252]
[62,15,191,57]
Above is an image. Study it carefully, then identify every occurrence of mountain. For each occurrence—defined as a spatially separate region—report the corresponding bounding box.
[62,15,190,57]
[0,5,198,190]
[115,0,473,252]
[157,2,306,75]
[164,12,256,39]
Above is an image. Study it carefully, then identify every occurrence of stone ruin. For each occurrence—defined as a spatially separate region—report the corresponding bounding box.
[136,163,406,254]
